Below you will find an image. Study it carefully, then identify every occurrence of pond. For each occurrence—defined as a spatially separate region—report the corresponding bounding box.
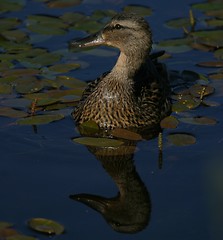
[1,0,223,239]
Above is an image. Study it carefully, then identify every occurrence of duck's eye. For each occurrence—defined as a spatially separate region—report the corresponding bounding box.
[114,24,123,30]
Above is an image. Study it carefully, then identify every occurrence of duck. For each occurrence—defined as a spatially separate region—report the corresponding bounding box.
[71,12,171,130]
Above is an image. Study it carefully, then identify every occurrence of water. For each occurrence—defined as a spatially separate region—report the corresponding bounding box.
[1,0,223,239]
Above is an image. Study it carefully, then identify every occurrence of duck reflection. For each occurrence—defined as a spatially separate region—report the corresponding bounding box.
[70,127,161,234]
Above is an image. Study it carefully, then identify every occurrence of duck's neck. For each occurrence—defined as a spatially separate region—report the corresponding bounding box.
[111,50,148,79]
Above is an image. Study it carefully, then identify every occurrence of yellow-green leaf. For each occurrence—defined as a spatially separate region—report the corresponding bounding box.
[17,114,64,125]
[167,133,196,146]
[28,218,64,235]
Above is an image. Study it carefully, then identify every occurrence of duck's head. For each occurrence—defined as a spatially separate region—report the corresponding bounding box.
[71,13,153,55]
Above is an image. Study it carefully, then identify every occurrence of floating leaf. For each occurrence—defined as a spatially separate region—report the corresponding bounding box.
[0,228,18,238]
[47,0,81,8]
[172,102,190,113]
[123,5,152,16]
[1,29,27,42]
[17,114,64,125]
[165,18,190,29]
[160,116,179,129]
[48,63,80,73]
[208,72,223,80]
[190,30,223,47]
[156,38,192,53]
[0,222,13,230]
[73,137,124,147]
[0,107,28,118]
[214,48,223,60]
[205,19,223,27]
[189,84,214,98]
[28,218,64,235]
[0,83,12,94]
[179,116,217,125]
[201,100,220,107]
[0,0,25,13]
[197,61,223,68]
[167,133,196,146]
[111,128,142,141]
[1,98,31,108]
[56,76,87,88]
[2,68,39,77]
[7,234,37,240]
[192,2,223,12]
[0,18,21,31]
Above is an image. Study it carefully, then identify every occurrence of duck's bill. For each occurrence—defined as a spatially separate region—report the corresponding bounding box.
[70,32,105,48]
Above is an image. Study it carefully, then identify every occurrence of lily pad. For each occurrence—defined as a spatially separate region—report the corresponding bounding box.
[167,133,196,146]
[189,84,214,98]
[190,30,223,48]
[111,128,142,141]
[165,18,191,29]
[179,116,217,125]
[1,29,27,43]
[48,63,80,73]
[0,0,25,14]
[0,18,21,31]
[0,83,12,94]
[47,0,82,8]
[205,19,223,27]
[73,137,124,147]
[192,2,223,12]
[7,235,37,240]
[197,61,223,68]
[160,116,179,129]
[123,5,152,16]
[28,218,64,235]
[0,107,28,118]
[17,114,64,125]
[0,222,13,230]
[156,38,192,53]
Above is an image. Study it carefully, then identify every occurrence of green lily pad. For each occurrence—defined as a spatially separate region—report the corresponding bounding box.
[189,84,214,98]
[48,63,80,73]
[156,38,192,53]
[190,30,223,48]
[160,116,179,129]
[214,48,223,60]
[165,18,191,29]
[17,114,64,125]
[26,15,69,35]
[0,18,21,31]
[167,133,196,146]
[197,61,223,68]
[56,76,87,88]
[205,19,223,27]
[2,68,39,77]
[28,218,64,235]
[192,2,223,12]
[95,145,137,156]
[208,72,223,80]
[47,0,81,8]
[111,128,142,141]
[14,77,43,94]
[0,107,28,118]
[73,137,124,147]
[0,83,12,94]
[179,116,217,125]
[123,5,152,16]
[0,0,25,14]
[7,235,37,240]
[0,222,13,230]
[1,30,27,43]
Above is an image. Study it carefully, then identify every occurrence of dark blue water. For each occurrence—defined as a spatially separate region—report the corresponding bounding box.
[1,0,223,239]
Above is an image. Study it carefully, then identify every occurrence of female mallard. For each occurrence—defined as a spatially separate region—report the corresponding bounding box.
[71,13,171,129]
